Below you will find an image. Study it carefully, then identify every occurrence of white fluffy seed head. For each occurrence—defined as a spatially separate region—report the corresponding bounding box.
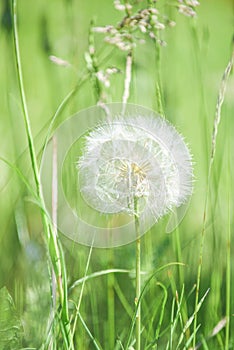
[78,114,193,222]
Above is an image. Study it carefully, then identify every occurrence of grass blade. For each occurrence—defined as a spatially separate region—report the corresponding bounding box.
[12,1,73,347]
[125,262,184,349]
[193,41,234,348]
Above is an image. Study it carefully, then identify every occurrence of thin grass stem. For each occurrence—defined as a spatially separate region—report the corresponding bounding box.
[40,79,87,164]
[192,43,234,348]
[114,280,133,318]
[107,248,115,349]
[78,312,103,350]
[225,137,231,350]
[86,19,102,103]
[154,34,164,117]
[125,262,184,349]
[12,0,40,194]
[51,135,58,349]
[70,244,93,348]
[12,1,73,348]
[174,224,190,339]
[154,282,168,349]
[122,51,133,114]
[135,240,141,349]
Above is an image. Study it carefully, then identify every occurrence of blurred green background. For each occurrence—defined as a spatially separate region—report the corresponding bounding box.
[0,0,234,348]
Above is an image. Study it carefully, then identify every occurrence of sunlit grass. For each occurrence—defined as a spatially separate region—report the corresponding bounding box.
[0,0,233,349]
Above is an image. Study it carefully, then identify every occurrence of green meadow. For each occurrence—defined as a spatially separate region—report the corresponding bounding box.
[0,0,233,349]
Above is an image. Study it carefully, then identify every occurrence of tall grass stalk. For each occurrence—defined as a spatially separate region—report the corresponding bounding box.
[134,199,141,350]
[51,135,58,349]
[107,249,115,349]
[114,280,132,318]
[12,0,73,347]
[190,20,210,165]
[173,221,190,340]
[225,141,231,350]
[154,282,168,349]
[122,51,133,114]
[70,244,93,348]
[86,20,102,103]
[41,82,83,158]
[153,31,164,117]
[193,42,234,348]
[77,312,103,350]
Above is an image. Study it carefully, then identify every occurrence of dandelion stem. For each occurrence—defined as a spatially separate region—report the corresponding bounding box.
[134,197,141,350]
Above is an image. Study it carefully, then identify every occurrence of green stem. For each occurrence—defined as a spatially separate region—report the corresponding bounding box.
[12,0,40,194]
[87,19,102,102]
[193,43,234,349]
[70,244,93,349]
[225,202,231,350]
[225,143,231,350]
[107,249,115,349]
[51,136,58,349]
[174,224,190,339]
[125,263,184,349]
[122,50,133,115]
[154,39,164,117]
[134,198,141,350]
[12,1,73,348]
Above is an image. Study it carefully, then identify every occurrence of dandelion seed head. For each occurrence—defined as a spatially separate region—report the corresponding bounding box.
[41,103,193,247]
[78,115,193,220]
